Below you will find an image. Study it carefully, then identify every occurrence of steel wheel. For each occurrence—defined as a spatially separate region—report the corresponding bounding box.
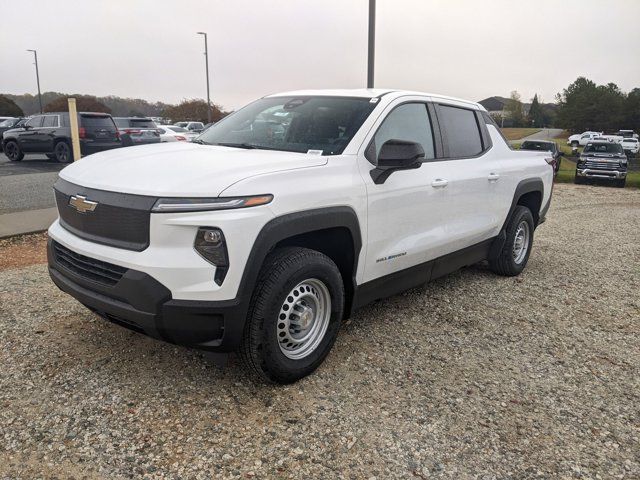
[512,221,530,265]
[277,278,331,360]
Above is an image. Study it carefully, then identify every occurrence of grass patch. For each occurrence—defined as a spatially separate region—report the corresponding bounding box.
[500,128,541,141]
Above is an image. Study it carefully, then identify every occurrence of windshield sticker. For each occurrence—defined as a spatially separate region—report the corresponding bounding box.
[306,149,323,155]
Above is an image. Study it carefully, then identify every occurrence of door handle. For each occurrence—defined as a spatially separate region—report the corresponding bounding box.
[431,178,448,188]
[487,173,500,182]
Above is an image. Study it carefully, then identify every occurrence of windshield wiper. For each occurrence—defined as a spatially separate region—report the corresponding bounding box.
[213,142,259,149]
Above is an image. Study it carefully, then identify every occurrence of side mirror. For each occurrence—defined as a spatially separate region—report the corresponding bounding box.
[370,139,425,184]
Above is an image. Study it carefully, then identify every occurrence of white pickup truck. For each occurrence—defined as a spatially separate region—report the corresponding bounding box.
[47,89,554,383]
[567,131,602,147]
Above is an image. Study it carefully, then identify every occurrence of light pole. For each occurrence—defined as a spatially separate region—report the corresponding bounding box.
[27,49,42,113]
[367,0,376,88]
[196,32,212,123]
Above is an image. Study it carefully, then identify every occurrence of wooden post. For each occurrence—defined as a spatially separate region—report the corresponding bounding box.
[67,98,82,161]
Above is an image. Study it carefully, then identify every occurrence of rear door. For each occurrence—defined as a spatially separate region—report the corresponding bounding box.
[432,102,504,251]
[37,114,60,151]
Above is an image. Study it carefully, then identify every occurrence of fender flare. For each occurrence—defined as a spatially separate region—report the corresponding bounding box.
[236,205,362,304]
[489,178,544,260]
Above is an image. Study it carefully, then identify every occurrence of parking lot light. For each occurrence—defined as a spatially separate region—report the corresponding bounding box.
[196,32,212,124]
[26,49,42,113]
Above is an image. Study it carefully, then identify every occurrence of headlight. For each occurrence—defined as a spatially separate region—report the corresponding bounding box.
[152,194,273,213]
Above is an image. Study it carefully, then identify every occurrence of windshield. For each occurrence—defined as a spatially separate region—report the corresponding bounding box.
[198,96,377,155]
[0,118,16,127]
[583,143,624,154]
[521,141,553,152]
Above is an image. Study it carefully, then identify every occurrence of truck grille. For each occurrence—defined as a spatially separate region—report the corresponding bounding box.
[54,179,156,251]
[584,160,620,170]
[53,241,127,286]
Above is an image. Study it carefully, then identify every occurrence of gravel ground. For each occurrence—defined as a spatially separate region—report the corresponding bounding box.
[1,183,639,479]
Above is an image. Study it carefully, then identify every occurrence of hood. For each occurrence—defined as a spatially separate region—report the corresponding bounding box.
[59,142,327,196]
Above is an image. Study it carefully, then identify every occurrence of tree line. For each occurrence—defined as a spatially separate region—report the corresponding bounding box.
[0,92,228,123]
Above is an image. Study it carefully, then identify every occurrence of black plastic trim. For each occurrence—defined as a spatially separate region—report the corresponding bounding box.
[352,238,494,311]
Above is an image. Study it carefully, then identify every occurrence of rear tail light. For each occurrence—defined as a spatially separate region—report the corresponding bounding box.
[78,127,86,139]
[124,129,141,134]
[544,157,555,166]
[115,130,120,139]
[175,136,187,141]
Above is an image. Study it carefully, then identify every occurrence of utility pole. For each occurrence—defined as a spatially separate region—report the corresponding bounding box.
[367,0,376,88]
[27,49,42,113]
[196,32,212,123]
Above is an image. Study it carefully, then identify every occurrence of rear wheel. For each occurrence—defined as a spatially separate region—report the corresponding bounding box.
[240,247,344,383]
[4,141,24,161]
[490,206,535,277]
[571,141,579,148]
[54,141,72,163]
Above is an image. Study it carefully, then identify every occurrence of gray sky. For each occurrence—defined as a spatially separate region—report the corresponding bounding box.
[2,0,639,110]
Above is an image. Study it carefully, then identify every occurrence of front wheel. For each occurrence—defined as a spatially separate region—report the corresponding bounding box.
[4,141,24,161]
[489,206,535,277]
[240,247,344,383]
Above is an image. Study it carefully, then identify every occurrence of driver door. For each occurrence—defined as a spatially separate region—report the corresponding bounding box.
[357,99,451,284]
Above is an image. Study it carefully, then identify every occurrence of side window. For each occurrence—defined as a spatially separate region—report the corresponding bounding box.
[26,116,43,128]
[43,115,58,127]
[372,103,435,162]
[438,105,483,157]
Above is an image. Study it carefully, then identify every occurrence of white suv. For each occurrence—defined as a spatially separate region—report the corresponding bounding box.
[48,89,554,383]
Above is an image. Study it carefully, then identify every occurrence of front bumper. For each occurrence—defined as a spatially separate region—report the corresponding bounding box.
[47,239,248,351]
[576,168,626,179]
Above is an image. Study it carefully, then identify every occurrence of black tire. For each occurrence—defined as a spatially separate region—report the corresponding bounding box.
[54,141,72,163]
[4,141,24,161]
[489,206,535,277]
[240,247,344,384]
[614,178,626,188]
[554,157,561,175]
[574,173,586,185]
[571,141,579,147]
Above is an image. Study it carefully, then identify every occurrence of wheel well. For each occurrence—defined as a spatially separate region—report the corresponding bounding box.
[517,191,542,225]
[274,227,356,318]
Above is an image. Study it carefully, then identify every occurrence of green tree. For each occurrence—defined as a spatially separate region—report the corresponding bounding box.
[0,96,24,116]
[623,88,640,131]
[505,91,525,127]
[162,99,227,123]
[44,95,111,113]
[528,94,545,127]
[555,77,627,132]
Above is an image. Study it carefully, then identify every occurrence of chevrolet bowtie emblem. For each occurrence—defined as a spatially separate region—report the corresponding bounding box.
[69,194,98,213]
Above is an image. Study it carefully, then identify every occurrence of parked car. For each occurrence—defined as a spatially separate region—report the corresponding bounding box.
[113,117,161,146]
[575,140,628,188]
[616,130,638,139]
[519,140,562,174]
[621,137,639,154]
[2,112,120,163]
[567,131,602,147]
[157,126,194,142]
[47,89,554,383]
[174,121,205,133]
[0,117,27,138]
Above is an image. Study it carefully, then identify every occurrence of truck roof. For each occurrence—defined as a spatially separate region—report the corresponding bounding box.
[266,88,484,110]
